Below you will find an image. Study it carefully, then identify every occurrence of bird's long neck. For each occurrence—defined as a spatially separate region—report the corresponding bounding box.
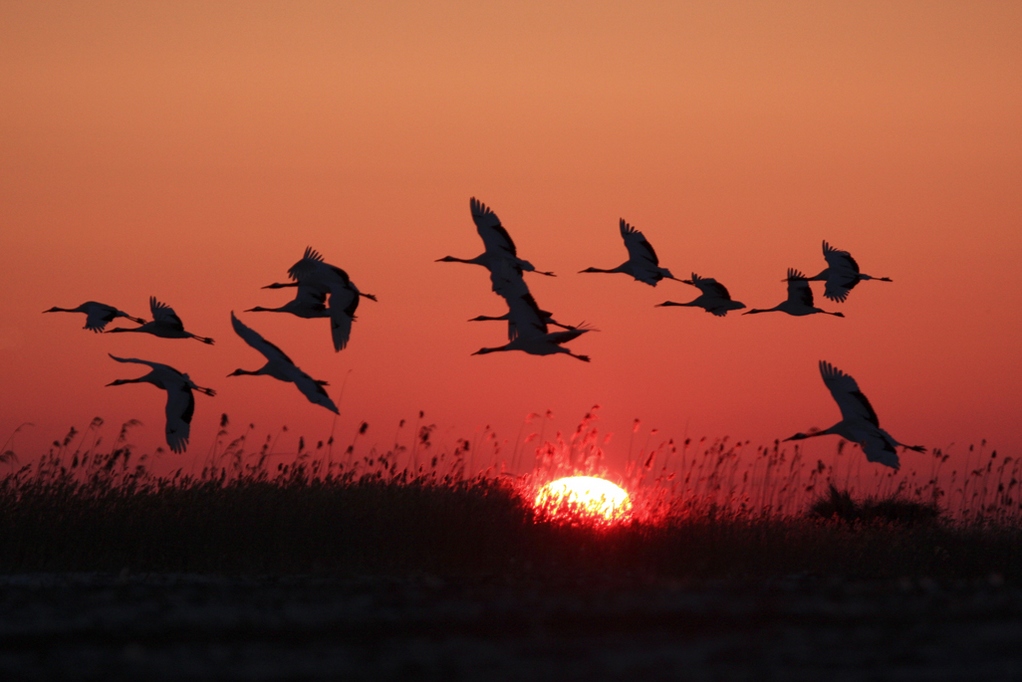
[580,265,625,274]
[262,281,299,290]
[859,274,892,282]
[229,367,267,377]
[656,300,695,308]
[106,326,142,333]
[468,314,507,322]
[437,255,482,265]
[807,269,829,281]
[247,305,287,313]
[107,376,152,387]
[44,307,76,313]
[744,305,781,315]
[188,333,215,345]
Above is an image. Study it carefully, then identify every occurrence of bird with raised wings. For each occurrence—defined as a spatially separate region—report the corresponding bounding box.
[807,240,893,302]
[436,197,556,283]
[106,296,215,344]
[105,354,215,453]
[579,219,682,286]
[744,269,844,318]
[783,360,925,469]
[226,312,338,414]
[656,273,746,316]
[43,301,146,332]
[472,293,592,362]
[270,247,377,351]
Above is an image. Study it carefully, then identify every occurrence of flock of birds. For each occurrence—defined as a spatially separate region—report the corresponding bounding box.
[43,197,923,469]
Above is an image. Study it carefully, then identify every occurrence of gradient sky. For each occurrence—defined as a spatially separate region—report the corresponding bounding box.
[2,1,1020,475]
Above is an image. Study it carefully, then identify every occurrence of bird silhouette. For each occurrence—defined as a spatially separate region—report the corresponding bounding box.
[744,269,844,317]
[106,297,215,343]
[783,360,925,469]
[436,197,556,280]
[579,219,682,286]
[274,247,377,351]
[807,241,893,302]
[656,273,746,316]
[43,301,146,332]
[227,312,339,414]
[105,354,215,453]
[472,293,592,362]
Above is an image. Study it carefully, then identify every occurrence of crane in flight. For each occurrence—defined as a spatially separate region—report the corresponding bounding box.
[807,240,893,302]
[43,301,145,332]
[472,293,592,362]
[106,297,215,343]
[579,219,683,286]
[783,360,925,469]
[743,269,844,318]
[268,247,377,351]
[656,273,746,316]
[226,312,339,414]
[105,354,215,453]
[436,197,555,278]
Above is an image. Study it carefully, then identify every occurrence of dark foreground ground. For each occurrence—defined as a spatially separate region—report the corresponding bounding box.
[2,573,1021,681]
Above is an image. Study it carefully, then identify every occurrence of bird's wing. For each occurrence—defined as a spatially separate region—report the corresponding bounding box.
[824,276,858,303]
[507,294,549,340]
[822,241,859,274]
[163,383,194,453]
[690,274,732,300]
[471,197,517,256]
[108,353,165,373]
[786,269,814,306]
[619,219,660,267]
[489,259,529,299]
[293,282,329,311]
[288,246,326,281]
[859,430,901,469]
[149,297,185,330]
[290,371,340,414]
[84,304,117,332]
[230,312,295,365]
[329,302,354,351]
[819,361,881,428]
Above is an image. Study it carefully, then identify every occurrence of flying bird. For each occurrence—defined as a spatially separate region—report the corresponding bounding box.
[579,219,682,286]
[472,293,592,362]
[269,247,377,351]
[783,360,925,469]
[744,269,844,318]
[436,197,555,279]
[227,312,339,414]
[807,241,893,302]
[656,273,746,316]
[106,297,215,344]
[43,301,145,332]
[105,354,215,453]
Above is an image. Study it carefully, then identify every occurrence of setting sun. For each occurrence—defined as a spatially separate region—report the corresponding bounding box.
[535,476,632,523]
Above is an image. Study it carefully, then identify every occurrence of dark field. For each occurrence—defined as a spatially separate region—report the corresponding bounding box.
[2,423,1021,679]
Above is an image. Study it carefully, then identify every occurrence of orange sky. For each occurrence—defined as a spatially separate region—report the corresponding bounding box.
[2,2,1020,475]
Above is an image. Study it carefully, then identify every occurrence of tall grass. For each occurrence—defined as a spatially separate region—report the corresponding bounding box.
[0,410,1020,581]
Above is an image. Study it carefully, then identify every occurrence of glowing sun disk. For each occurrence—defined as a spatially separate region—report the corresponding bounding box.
[535,476,632,522]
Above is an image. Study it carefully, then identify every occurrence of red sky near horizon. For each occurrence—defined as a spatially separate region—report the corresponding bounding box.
[2,2,1020,476]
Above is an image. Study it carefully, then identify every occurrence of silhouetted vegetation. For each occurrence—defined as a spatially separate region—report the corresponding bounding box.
[1,415,1020,584]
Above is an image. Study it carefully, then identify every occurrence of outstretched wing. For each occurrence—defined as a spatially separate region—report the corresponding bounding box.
[291,371,339,414]
[786,269,814,307]
[230,312,295,366]
[821,241,861,302]
[164,383,194,453]
[822,241,859,274]
[619,219,660,267]
[819,360,880,428]
[288,246,326,282]
[689,273,733,301]
[471,197,517,257]
[149,297,185,331]
[84,303,118,332]
[108,353,164,373]
[859,429,901,469]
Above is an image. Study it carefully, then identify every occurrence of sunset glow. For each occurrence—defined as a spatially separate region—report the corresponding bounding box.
[535,477,632,524]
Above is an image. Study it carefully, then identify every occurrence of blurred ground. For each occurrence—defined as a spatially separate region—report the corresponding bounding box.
[1,573,1020,680]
